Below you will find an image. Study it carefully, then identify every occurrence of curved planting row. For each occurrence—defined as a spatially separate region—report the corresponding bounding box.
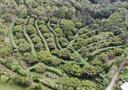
[9,19,19,52]
[47,21,62,50]
[35,20,50,51]
[36,19,58,52]
[0,17,127,90]
[72,32,124,57]
[0,0,128,89]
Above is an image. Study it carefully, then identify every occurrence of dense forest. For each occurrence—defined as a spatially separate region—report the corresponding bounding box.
[0,0,128,90]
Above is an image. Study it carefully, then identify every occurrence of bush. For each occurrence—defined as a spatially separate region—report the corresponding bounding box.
[82,80,97,90]
[82,65,97,78]
[48,43,56,50]
[14,76,30,87]
[70,51,81,61]
[50,17,59,24]
[58,77,96,89]
[107,13,124,24]
[91,59,102,66]
[59,6,69,18]
[38,51,61,66]
[35,43,44,51]
[46,38,54,43]
[38,25,49,33]
[23,52,38,64]
[60,19,75,30]
[15,18,25,25]
[30,63,46,73]
[38,19,45,25]
[54,27,63,34]
[17,5,27,19]
[78,27,89,35]
[76,22,83,28]
[38,51,51,59]
[51,49,60,56]
[33,83,42,90]
[13,25,23,34]
[18,40,30,53]
[31,35,41,44]
[43,33,52,39]
[58,77,81,88]
[0,46,12,57]
[26,25,37,35]
[58,49,72,60]
[61,63,82,76]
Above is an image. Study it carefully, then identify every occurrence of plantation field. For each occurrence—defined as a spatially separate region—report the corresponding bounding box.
[0,0,128,90]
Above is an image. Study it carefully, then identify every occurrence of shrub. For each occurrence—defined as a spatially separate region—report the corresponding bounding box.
[30,63,46,73]
[107,13,124,24]
[13,25,23,34]
[0,46,12,57]
[61,63,82,76]
[59,6,69,18]
[82,65,97,78]
[14,76,30,87]
[54,27,63,34]
[38,19,45,25]
[82,80,97,90]
[58,77,81,88]
[35,43,44,51]
[38,51,61,66]
[17,5,27,19]
[23,52,38,64]
[26,25,37,35]
[31,35,41,44]
[60,19,75,30]
[48,43,56,50]
[58,49,72,60]
[15,18,25,25]
[58,77,96,89]
[70,51,81,61]
[78,27,89,35]
[38,25,49,33]
[33,83,42,90]
[18,41,30,53]
[43,33,52,39]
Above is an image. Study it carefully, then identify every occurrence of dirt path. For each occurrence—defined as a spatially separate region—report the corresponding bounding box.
[106,59,127,90]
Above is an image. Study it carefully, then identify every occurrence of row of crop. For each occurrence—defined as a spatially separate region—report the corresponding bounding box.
[47,21,62,50]
[36,18,58,52]
[26,18,46,53]
[72,32,123,57]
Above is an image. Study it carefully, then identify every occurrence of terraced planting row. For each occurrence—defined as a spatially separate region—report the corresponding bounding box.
[0,0,128,90]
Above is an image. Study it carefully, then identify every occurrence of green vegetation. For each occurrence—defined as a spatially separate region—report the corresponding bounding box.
[0,0,128,90]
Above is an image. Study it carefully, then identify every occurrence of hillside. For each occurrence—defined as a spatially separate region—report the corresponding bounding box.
[0,0,128,90]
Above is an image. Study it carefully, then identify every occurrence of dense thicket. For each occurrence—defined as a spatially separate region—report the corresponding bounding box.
[0,0,128,90]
